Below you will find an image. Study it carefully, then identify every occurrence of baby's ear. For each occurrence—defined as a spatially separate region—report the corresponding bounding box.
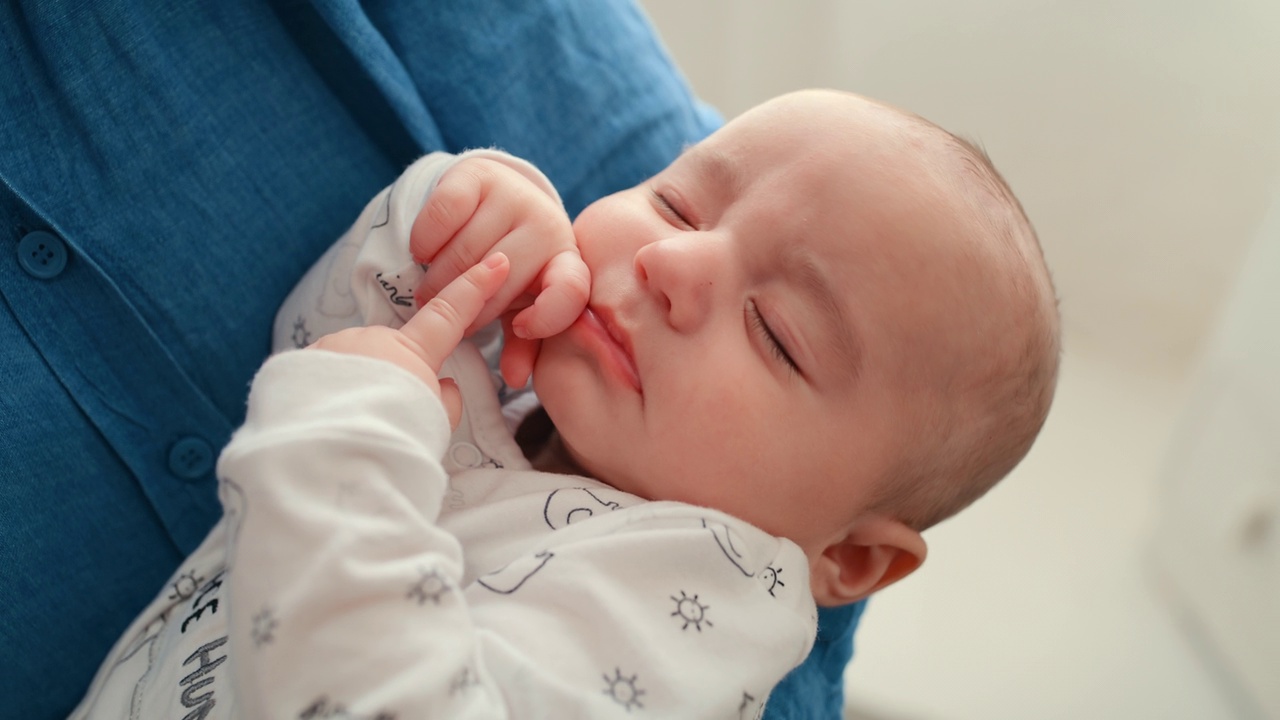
[808,516,926,607]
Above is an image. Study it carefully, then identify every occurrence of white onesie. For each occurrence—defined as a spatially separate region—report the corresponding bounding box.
[69,152,817,720]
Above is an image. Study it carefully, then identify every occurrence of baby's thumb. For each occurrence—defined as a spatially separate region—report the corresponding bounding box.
[439,377,464,430]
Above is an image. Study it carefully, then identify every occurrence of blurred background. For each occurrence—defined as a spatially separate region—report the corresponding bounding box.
[638,2,1280,718]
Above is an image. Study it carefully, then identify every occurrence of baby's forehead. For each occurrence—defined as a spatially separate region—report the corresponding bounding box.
[675,95,1013,256]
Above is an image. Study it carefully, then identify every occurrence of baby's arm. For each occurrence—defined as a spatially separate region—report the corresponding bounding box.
[222,261,817,718]
[222,259,501,715]
[273,149,586,388]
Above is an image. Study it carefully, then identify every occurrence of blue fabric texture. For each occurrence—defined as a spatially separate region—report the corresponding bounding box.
[771,601,870,719]
[0,1,861,716]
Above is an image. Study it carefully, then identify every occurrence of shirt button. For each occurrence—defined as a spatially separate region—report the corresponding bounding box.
[168,436,215,481]
[17,231,69,279]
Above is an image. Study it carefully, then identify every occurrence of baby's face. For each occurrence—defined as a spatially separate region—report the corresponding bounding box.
[534,90,998,559]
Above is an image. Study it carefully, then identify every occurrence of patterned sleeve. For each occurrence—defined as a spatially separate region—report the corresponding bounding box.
[216,350,816,719]
[270,149,562,352]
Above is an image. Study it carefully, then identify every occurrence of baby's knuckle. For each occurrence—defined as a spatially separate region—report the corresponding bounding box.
[427,297,465,328]
[463,268,491,296]
[532,207,571,238]
[467,158,506,178]
[435,249,473,282]
[565,263,591,294]
[423,193,461,233]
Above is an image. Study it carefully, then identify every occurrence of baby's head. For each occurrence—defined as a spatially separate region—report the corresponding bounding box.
[532,89,1059,606]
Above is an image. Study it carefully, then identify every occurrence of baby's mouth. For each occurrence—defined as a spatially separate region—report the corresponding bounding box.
[577,305,641,393]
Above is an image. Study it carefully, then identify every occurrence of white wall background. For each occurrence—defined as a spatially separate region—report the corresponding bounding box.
[638,2,1280,718]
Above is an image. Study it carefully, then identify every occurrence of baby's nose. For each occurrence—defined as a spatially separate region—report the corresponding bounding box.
[634,234,720,333]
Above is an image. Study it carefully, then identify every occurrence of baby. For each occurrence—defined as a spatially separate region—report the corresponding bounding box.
[70,89,1058,719]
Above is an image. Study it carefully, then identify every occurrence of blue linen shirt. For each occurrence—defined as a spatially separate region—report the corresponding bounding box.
[0,1,862,717]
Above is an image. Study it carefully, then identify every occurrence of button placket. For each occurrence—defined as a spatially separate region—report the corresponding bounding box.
[2,225,231,553]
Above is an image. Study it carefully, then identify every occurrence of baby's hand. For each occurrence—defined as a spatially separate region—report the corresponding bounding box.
[411,157,589,389]
[309,254,510,430]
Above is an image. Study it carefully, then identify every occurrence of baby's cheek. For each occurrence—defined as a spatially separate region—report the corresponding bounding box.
[664,383,777,470]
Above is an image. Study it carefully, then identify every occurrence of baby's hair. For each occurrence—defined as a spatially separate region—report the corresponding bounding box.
[865,116,1061,531]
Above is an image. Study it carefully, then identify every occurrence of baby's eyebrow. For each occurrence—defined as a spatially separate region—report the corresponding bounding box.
[786,248,863,383]
[683,147,745,198]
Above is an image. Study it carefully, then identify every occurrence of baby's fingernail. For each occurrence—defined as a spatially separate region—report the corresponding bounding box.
[483,253,506,270]
[512,321,530,339]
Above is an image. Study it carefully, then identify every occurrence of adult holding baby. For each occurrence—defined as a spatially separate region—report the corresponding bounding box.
[0,1,860,718]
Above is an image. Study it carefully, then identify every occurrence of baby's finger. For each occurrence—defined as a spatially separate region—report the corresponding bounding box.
[411,165,484,264]
[422,223,543,331]
[439,377,464,431]
[510,250,591,339]
[499,315,538,389]
[419,195,521,295]
[401,253,510,371]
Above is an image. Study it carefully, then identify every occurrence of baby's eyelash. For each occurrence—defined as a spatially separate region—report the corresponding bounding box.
[747,301,799,374]
[651,189,692,227]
